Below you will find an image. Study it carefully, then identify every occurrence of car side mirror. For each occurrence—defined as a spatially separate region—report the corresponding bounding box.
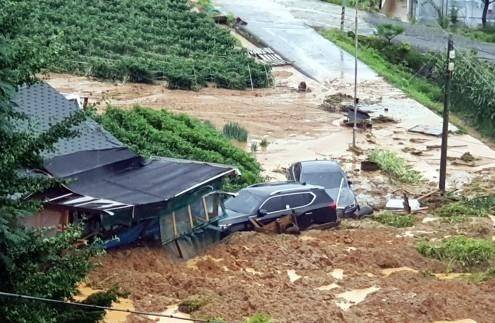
[257,209,268,217]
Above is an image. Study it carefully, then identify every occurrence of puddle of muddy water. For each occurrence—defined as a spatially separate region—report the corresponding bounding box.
[335,286,380,311]
[76,284,134,323]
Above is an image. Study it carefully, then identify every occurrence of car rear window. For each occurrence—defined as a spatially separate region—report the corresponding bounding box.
[286,193,314,208]
[302,171,345,189]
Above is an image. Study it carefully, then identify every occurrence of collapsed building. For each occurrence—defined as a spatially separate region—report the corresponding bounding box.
[12,83,237,258]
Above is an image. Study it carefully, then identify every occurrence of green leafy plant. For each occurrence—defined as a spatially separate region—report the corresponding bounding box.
[435,195,495,218]
[178,296,208,313]
[417,236,495,269]
[9,0,271,90]
[246,313,273,323]
[373,211,416,227]
[223,122,248,142]
[97,106,262,189]
[375,24,405,44]
[368,149,422,183]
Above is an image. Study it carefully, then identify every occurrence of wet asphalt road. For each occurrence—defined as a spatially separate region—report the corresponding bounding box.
[213,0,378,83]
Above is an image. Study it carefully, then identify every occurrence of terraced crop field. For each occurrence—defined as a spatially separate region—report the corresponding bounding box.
[13,0,270,89]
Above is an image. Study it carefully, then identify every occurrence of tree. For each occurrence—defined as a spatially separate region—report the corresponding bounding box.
[481,0,494,28]
[0,1,117,321]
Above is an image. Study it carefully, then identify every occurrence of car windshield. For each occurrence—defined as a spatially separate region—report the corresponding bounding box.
[302,171,345,189]
[224,190,263,215]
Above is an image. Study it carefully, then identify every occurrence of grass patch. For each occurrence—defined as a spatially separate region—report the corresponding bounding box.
[456,25,495,43]
[373,211,416,227]
[368,149,422,183]
[321,29,444,114]
[246,314,273,323]
[320,29,473,136]
[417,236,495,269]
[435,195,495,221]
[223,122,248,142]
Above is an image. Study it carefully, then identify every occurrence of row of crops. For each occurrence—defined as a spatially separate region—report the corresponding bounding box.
[12,0,271,89]
[97,107,263,188]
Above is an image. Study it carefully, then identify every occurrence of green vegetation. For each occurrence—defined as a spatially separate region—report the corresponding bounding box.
[373,211,416,227]
[417,236,495,269]
[178,296,208,313]
[322,29,495,139]
[375,24,405,44]
[322,29,444,115]
[456,25,495,43]
[321,0,380,12]
[260,138,269,148]
[1,2,116,320]
[368,149,422,183]
[98,107,262,188]
[223,122,249,142]
[246,313,273,323]
[11,0,270,90]
[435,195,495,218]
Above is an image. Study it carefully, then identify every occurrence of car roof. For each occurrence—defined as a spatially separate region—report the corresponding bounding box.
[298,160,343,173]
[244,181,322,197]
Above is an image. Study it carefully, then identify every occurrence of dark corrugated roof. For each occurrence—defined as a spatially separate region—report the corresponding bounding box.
[11,83,123,158]
[66,157,235,205]
[13,83,237,207]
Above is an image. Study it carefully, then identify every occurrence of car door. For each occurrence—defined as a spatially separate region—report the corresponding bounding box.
[284,192,316,229]
[257,195,290,224]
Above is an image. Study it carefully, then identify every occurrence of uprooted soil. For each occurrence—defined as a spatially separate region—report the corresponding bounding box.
[89,220,495,323]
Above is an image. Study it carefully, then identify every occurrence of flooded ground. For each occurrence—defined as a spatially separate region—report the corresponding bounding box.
[88,209,495,322]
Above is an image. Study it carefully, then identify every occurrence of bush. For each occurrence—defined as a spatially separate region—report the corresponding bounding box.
[417,236,495,269]
[373,211,416,227]
[368,149,422,183]
[223,122,248,142]
[178,296,208,313]
[98,106,262,189]
[375,24,405,43]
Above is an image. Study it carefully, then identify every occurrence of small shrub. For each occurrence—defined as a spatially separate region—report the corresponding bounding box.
[375,24,405,43]
[178,296,208,314]
[223,122,248,142]
[417,236,495,269]
[260,138,269,148]
[246,313,273,323]
[373,211,416,227]
[368,149,422,183]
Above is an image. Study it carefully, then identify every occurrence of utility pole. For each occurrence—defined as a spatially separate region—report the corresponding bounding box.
[352,0,359,148]
[439,35,454,194]
[340,0,346,32]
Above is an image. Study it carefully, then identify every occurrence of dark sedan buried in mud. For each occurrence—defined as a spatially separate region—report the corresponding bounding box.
[218,182,338,234]
[287,160,371,217]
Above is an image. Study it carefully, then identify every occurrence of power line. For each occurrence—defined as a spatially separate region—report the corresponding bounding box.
[0,291,208,322]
